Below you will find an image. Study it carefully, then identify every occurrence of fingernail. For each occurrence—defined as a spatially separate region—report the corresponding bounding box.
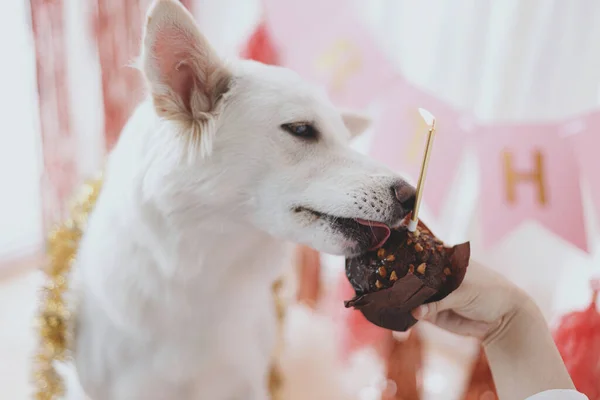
[392,330,411,341]
[412,305,428,320]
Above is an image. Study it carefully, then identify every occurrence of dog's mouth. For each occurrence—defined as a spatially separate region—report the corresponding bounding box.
[294,207,391,250]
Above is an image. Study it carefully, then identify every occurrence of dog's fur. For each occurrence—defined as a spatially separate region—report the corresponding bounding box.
[65,1,414,398]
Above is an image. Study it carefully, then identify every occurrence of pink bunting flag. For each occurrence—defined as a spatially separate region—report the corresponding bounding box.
[370,81,471,215]
[262,0,396,109]
[476,123,587,251]
[563,113,600,221]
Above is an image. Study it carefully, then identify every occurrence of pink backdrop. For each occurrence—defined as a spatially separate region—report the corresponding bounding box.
[30,0,600,251]
[31,0,193,229]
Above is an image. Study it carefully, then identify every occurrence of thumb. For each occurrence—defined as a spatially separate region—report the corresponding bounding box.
[412,289,471,321]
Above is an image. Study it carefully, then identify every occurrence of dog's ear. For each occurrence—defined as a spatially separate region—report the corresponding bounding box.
[341,111,371,138]
[141,0,231,157]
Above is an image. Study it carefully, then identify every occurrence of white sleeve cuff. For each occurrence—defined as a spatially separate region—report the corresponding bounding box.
[526,389,588,400]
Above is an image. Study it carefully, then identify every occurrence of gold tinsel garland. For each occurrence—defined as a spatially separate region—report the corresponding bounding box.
[33,176,284,399]
[33,176,102,400]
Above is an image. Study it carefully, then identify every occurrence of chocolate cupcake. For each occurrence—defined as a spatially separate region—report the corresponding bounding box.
[345,219,470,332]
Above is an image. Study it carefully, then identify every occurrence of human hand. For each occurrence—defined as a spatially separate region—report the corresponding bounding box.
[412,261,528,340]
[413,261,575,399]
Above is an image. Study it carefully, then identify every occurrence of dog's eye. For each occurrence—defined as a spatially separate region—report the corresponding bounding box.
[281,123,318,140]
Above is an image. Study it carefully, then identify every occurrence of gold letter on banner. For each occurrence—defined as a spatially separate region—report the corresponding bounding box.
[316,39,362,94]
[502,150,547,206]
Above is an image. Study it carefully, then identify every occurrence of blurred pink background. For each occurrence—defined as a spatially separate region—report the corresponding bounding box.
[1,1,599,399]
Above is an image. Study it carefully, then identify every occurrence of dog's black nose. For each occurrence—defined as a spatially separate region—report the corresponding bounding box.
[393,182,416,211]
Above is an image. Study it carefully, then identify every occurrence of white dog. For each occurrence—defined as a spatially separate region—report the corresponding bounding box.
[65,1,415,398]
